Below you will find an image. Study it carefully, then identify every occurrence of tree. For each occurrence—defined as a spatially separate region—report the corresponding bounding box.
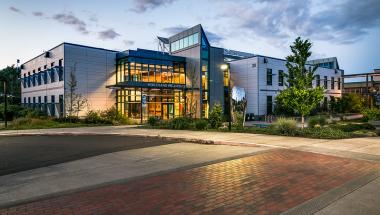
[277,37,324,128]
[65,64,87,118]
[0,66,20,105]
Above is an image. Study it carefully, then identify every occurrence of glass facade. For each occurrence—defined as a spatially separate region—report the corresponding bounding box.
[201,32,210,118]
[115,52,186,121]
[171,33,199,52]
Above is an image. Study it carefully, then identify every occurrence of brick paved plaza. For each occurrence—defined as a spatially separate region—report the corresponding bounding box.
[1,149,378,215]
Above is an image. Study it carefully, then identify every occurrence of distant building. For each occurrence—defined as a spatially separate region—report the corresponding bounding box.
[344,69,380,107]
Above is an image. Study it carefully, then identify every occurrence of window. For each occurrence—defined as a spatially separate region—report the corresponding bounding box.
[50,95,55,116]
[51,62,55,67]
[50,69,55,83]
[32,70,36,86]
[23,97,26,104]
[266,69,272,85]
[338,78,341,90]
[59,59,63,67]
[316,75,320,87]
[58,67,63,81]
[171,33,199,52]
[38,96,41,104]
[44,65,47,70]
[324,76,328,89]
[33,97,36,104]
[278,70,284,86]
[331,77,335,89]
[43,71,47,84]
[28,97,30,104]
[267,96,273,114]
[23,74,27,88]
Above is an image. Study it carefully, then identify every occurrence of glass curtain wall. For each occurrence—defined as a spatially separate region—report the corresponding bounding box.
[116,89,185,120]
[116,61,185,85]
[201,33,210,118]
[115,59,186,120]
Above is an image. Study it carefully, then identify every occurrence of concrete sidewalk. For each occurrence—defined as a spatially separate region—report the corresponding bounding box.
[0,142,270,208]
[1,126,380,160]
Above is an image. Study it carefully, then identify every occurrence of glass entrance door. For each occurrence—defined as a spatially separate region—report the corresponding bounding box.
[162,103,174,119]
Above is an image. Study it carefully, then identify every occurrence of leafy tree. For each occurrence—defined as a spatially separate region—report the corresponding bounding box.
[338,94,364,113]
[0,66,20,104]
[278,37,324,128]
[65,64,87,118]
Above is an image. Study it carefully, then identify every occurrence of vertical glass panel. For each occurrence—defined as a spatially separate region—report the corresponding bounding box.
[167,65,173,83]
[155,65,161,83]
[130,62,135,81]
[179,39,183,49]
[162,65,168,83]
[184,36,189,47]
[189,34,194,46]
[193,33,199,44]
[135,63,141,81]
[149,64,155,82]
[142,64,149,82]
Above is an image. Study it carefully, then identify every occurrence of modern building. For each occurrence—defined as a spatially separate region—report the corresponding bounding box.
[20,24,343,120]
[230,56,343,116]
[20,43,117,117]
[343,69,380,107]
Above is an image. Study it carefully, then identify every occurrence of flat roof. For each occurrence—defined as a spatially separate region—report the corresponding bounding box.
[22,42,118,66]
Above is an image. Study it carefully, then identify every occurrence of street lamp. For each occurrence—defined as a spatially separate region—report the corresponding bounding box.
[221,64,231,131]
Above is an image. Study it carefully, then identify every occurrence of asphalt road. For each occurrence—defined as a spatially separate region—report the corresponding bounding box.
[0,135,176,176]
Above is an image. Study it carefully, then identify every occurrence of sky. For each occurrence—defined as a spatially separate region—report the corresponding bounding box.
[1,0,379,80]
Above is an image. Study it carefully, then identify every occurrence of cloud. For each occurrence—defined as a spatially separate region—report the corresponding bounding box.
[218,0,380,45]
[132,0,177,13]
[9,6,22,14]
[98,29,121,40]
[205,31,224,45]
[52,13,89,34]
[162,25,188,35]
[32,11,43,17]
[123,40,135,46]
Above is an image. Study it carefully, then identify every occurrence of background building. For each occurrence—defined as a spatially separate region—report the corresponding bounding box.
[230,56,343,116]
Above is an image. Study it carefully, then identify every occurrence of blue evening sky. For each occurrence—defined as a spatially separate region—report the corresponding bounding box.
[1,0,379,80]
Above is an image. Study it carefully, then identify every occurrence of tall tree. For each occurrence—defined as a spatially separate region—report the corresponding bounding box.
[0,66,20,104]
[277,37,324,128]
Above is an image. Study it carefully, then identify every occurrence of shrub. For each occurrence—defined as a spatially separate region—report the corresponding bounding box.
[362,108,380,121]
[11,117,32,128]
[169,117,192,130]
[351,130,377,137]
[270,118,298,136]
[330,122,375,132]
[84,111,106,124]
[299,127,350,139]
[101,106,130,124]
[147,116,160,127]
[208,104,223,129]
[195,119,208,130]
[308,115,327,128]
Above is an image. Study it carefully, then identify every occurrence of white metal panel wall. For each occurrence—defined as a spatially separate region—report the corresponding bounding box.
[20,44,65,117]
[230,57,259,115]
[64,44,116,117]
[230,56,343,116]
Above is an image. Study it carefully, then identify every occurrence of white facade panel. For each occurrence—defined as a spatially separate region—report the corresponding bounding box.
[230,56,343,116]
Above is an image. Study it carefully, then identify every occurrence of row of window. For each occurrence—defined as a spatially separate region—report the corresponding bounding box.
[23,95,64,116]
[266,69,341,90]
[23,59,63,88]
[171,33,199,52]
[23,67,63,88]
[116,62,186,84]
